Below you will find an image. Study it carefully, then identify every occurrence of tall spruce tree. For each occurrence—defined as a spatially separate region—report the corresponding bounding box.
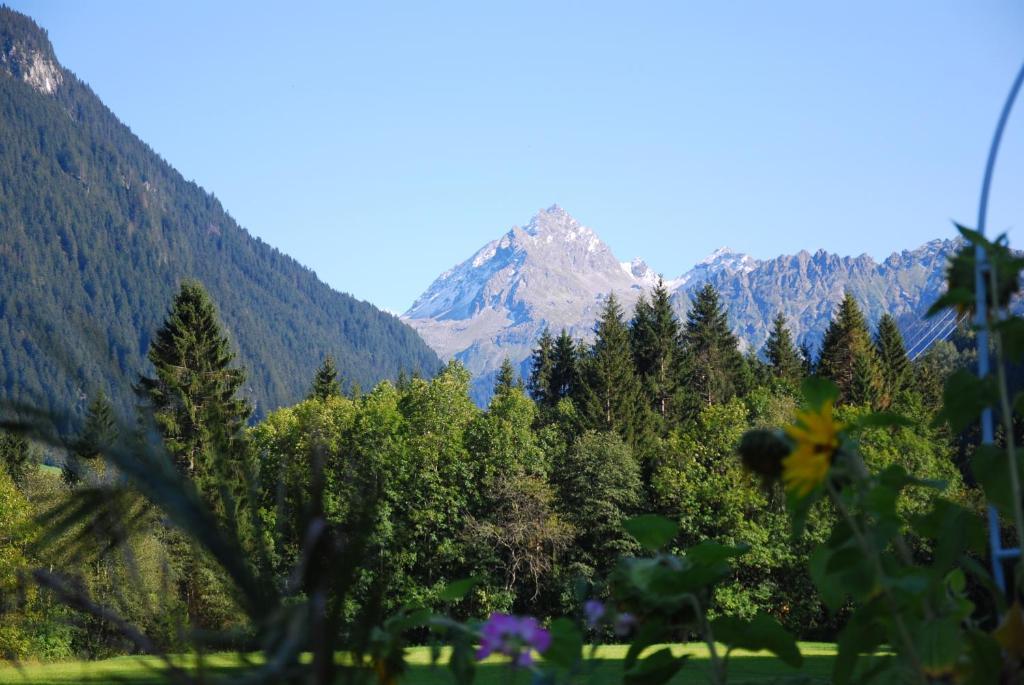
[764,313,803,385]
[138,282,252,630]
[308,355,342,400]
[850,351,880,407]
[138,281,251,481]
[630,280,681,420]
[528,329,556,408]
[579,295,642,443]
[64,391,118,486]
[550,329,580,404]
[800,342,815,376]
[874,314,910,409]
[678,284,745,413]
[817,292,878,402]
[494,357,522,396]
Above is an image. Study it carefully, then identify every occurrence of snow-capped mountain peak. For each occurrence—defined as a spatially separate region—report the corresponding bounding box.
[675,247,758,287]
[403,206,959,404]
[621,257,659,286]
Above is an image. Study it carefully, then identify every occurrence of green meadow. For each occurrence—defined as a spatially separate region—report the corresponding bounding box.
[0,644,839,684]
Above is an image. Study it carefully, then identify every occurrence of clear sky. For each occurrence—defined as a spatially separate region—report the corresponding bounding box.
[8,1,1024,313]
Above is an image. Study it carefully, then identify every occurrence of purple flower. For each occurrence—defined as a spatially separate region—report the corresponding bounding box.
[614,612,636,637]
[583,600,605,628]
[476,612,552,667]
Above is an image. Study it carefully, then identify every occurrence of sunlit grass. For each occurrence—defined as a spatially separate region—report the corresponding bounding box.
[0,643,839,684]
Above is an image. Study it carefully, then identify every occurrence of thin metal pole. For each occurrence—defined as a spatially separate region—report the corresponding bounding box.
[976,61,1024,593]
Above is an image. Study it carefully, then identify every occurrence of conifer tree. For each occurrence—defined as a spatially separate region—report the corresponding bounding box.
[0,430,36,489]
[579,295,642,443]
[528,329,556,407]
[874,314,910,409]
[817,292,878,402]
[630,280,681,419]
[678,284,745,412]
[494,357,523,396]
[138,282,252,631]
[743,349,769,389]
[800,342,815,376]
[64,391,117,486]
[764,313,803,385]
[308,355,341,400]
[849,351,880,407]
[138,281,251,481]
[550,329,580,404]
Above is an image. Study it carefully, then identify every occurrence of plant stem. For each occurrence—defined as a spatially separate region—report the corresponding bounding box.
[846,454,917,568]
[986,259,1024,566]
[825,478,926,683]
[684,594,726,685]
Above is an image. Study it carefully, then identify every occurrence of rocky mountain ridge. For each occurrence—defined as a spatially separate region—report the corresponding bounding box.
[403,205,957,403]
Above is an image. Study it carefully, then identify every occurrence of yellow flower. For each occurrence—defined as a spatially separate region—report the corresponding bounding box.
[782,400,843,497]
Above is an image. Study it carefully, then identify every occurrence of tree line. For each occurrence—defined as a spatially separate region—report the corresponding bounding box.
[0,278,969,660]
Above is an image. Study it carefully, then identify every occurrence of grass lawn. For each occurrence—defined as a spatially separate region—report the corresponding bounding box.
[0,643,838,684]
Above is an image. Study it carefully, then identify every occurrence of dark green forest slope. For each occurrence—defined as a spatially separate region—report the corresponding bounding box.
[0,8,440,422]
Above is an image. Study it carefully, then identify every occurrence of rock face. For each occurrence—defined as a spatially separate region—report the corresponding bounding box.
[403,206,958,403]
[405,205,653,400]
[0,13,63,94]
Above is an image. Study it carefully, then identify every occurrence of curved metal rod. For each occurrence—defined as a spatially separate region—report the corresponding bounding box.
[978,62,1024,235]
[975,60,1024,593]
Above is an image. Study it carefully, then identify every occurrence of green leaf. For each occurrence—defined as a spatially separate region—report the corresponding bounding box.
[623,515,679,551]
[624,619,668,670]
[801,376,839,410]
[384,608,433,633]
[946,568,966,594]
[448,636,476,685]
[963,629,1003,685]
[995,318,1024,363]
[541,618,583,670]
[786,485,819,539]
[911,498,985,573]
[916,618,962,679]
[683,540,749,565]
[863,484,899,522]
[960,556,1008,614]
[623,648,688,685]
[849,411,913,431]
[971,445,1019,518]
[877,463,943,492]
[933,369,997,433]
[437,576,481,601]
[926,287,974,317]
[809,546,844,611]
[711,612,802,667]
[955,222,990,247]
[824,546,863,574]
[833,600,885,685]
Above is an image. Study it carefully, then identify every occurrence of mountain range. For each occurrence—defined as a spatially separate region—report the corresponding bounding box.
[0,8,441,423]
[403,205,958,403]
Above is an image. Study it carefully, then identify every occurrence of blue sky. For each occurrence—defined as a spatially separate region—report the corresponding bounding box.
[10,1,1024,313]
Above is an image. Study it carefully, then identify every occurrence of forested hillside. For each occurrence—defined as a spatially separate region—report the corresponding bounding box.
[0,272,973,660]
[0,8,440,422]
